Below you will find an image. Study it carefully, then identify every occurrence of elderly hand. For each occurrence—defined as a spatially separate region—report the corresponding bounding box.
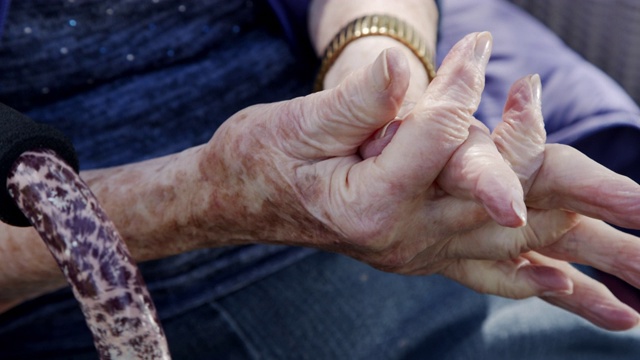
[194,32,640,330]
[436,73,640,331]
[197,32,523,258]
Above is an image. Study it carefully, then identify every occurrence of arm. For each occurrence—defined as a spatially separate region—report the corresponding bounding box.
[310,0,640,330]
[1,22,639,330]
[0,146,217,311]
[309,0,439,98]
[0,0,442,312]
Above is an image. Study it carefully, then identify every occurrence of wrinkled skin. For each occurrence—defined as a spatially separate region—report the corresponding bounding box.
[192,33,640,331]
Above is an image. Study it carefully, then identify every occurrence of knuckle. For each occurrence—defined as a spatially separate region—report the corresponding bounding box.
[545,143,575,159]
[431,63,485,109]
[522,210,582,253]
[418,104,472,144]
[479,228,533,261]
[505,237,531,260]
[370,176,411,199]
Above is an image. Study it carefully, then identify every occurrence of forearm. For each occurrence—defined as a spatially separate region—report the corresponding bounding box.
[0,145,236,310]
[0,226,65,311]
[0,1,441,312]
[81,146,213,261]
[309,0,439,93]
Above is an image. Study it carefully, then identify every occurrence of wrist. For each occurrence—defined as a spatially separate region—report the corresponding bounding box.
[194,113,308,247]
[322,36,431,100]
[0,225,67,312]
[310,0,439,57]
[310,2,439,97]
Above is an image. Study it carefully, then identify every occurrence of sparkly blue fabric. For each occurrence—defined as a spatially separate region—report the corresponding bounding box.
[0,0,8,38]
[0,0,317,322]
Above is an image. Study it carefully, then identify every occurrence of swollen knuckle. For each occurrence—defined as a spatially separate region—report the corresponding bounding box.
[420,104,471,143]
[506,238,530,260]
[432,64,484,108]
[541,211,581,245]
[521,210,582,254]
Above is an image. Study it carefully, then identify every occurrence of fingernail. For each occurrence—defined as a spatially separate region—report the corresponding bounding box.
[530,74,542,106]
[511,189,527,226]
[512,199,527,226]
[377,120,401,140]
[373,49,391,92]
[474,32,493,62]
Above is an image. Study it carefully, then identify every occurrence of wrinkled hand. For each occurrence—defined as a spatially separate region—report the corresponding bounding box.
[197,32,640,330]
[486,75,640,331]
[434,74,640,331]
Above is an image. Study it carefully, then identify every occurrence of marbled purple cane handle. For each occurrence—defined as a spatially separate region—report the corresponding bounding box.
[7,149,171,360]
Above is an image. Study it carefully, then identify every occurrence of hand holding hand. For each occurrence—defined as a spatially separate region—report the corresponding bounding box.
[195,32,640,331]
[440,73,640,331]
[197,32,525,262]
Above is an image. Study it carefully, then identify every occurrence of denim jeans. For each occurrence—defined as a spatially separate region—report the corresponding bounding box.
[2,251,640,359]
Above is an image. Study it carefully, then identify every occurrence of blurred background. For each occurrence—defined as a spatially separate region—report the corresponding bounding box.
[510,0,640,105]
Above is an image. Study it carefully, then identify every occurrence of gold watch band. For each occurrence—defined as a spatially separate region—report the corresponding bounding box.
[314,14,437,92]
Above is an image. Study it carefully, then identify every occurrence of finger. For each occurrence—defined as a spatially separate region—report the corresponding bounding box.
[492,74,546,193]
[437,121,527,227]
[540,217,640,289]
[426,75,546,228]
[444,209,580,261]
[357,99,417,159]
[526,252,640,331]
[438,256,573,300]
[358,120,401,159]
[442,253,640,331]
[528,144,640,230]
[372,32,494,192]
[286,47,410,159]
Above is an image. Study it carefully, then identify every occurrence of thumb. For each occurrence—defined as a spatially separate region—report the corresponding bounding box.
[282,47,410,159]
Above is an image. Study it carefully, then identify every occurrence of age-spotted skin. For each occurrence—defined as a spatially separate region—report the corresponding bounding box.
[7,150,171,360]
